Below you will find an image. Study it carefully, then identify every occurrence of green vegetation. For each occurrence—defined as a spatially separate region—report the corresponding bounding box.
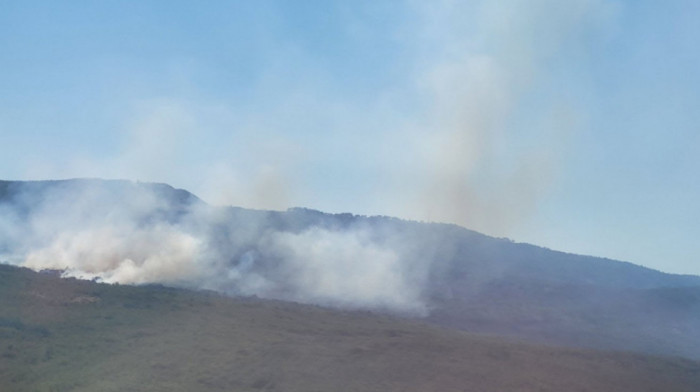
[2,264,700,391]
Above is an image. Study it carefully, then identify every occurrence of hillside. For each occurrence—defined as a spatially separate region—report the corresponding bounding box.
[2,264,700,392]
[1,179,700,359]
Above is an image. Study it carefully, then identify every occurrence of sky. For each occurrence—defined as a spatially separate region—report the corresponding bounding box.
[1,0,699,275]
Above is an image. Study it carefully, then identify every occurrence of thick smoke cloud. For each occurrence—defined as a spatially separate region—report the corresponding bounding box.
[260,228,425,313]
[23,226,201,285]
[0,180,430,315]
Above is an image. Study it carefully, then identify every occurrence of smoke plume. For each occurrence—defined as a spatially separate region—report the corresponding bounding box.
[406,0,613,235]
[0,180,430,314]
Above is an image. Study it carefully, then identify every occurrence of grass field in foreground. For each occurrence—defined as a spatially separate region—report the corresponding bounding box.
[2,264,700,392]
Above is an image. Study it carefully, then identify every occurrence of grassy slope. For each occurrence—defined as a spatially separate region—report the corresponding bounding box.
[2,265,700,392]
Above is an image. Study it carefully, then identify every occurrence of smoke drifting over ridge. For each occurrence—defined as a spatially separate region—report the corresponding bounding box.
[12,1,618,244]
[0,180,431,314]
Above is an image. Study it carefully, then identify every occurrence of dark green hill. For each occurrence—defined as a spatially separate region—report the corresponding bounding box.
[2,264,700,392]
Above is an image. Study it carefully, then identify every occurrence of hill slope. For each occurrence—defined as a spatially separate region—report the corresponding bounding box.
[2,264,700,392]
[1,179,700,358]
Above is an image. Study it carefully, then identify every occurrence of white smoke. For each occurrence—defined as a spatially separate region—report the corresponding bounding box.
[260,228,426,314]
[0,180,429,315]
[23,226,202,285]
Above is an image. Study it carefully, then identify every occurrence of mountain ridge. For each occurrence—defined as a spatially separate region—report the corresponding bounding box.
[3,178,697,283]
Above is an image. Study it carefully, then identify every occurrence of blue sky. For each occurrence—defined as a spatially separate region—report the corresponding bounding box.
[1,0,699,275]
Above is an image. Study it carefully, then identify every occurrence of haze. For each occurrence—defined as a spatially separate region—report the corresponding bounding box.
[1,0,699,275]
